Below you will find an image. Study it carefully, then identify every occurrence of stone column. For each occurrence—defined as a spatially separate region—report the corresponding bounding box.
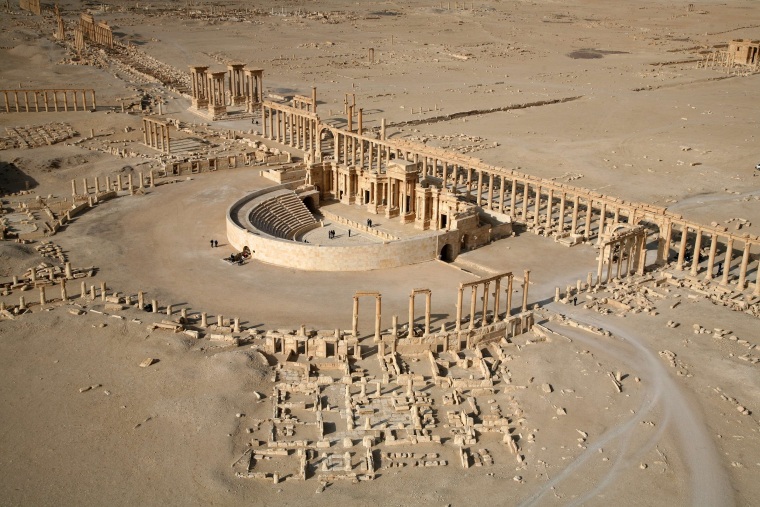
[558,192,566,232]
[352,296,359,337]
[721,237,734,285]
[626,236,636,276]
[510,179,517,217]
[482,281,490,325]
[705,233,718,280]
[616,239,626,279]
[545,188,553,230]
[487,173,494,209]
[597,244,606,285]
[606,242,615,283]
[493,278,501,321]
[71,179,77,196]
[498,176,506,213]
[656,220,672,265]
[456,286,464,331]
[408,293,415,335]
[374,296,382,342]
[39,286,46,305]
[584,198,593,238]
[469,286,477,330]
[737,240,751,289]
[506,275,513,318]
[676,225,688,270]
[521,270,530,313]
[690,229,702,276]
[596,202,607,245]
[533,185,541,226]
[476,170,484,206]
[424,292,431,335]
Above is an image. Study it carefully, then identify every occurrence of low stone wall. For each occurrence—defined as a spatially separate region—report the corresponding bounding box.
[227,190,444,271]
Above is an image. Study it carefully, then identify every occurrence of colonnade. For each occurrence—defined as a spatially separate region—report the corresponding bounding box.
[668,222,760,295]
[79,13,114,48]
[455,271,519,332]
[258,93,760,295]
[71,170,151,197]
[261,101,320,158]
[1,89,96,113]
[142,118,171,154]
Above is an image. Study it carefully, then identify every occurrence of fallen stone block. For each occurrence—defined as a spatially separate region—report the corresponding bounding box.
[139,358,156,368]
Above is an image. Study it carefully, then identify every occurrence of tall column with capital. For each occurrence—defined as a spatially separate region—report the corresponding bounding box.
[721,237,734,285]
[705,233,718,280]
[510,179,517,217]
[545,188,553,230]
[676,225,688,270]
[690,229,703,276]
[737,240,751,289]
[558,192,566,233]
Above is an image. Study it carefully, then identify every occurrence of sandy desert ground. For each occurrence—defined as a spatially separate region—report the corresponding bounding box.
[1,1,759,506]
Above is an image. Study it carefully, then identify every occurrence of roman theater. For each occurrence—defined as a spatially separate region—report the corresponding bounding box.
[1,1,759,506]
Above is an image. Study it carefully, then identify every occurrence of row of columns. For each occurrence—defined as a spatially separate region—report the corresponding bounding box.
[1,89,96,113]
[259,92,760,295]
[71,171,152,196]
[142,118,171,154]
[671,224,760,295]
[261,102,319,157]
[455,271,524,332]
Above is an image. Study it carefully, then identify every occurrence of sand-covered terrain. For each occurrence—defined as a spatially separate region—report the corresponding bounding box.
[1,1,759,505]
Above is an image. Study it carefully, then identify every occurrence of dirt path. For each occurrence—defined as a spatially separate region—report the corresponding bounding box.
[518,311,735,507]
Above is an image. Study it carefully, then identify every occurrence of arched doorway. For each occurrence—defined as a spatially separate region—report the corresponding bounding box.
[440,244,455,262]
[303,195,318,213]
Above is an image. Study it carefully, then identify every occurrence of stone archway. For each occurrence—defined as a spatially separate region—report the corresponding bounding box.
[440,244,455,262]
[303,195,318,213]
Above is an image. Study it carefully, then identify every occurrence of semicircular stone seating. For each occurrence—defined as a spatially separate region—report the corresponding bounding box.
[247,189,317,240]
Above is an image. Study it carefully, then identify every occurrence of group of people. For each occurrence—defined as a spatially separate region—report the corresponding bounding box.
[209,239,219,248]
[327,229,354,239]
[366,218,373,227]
